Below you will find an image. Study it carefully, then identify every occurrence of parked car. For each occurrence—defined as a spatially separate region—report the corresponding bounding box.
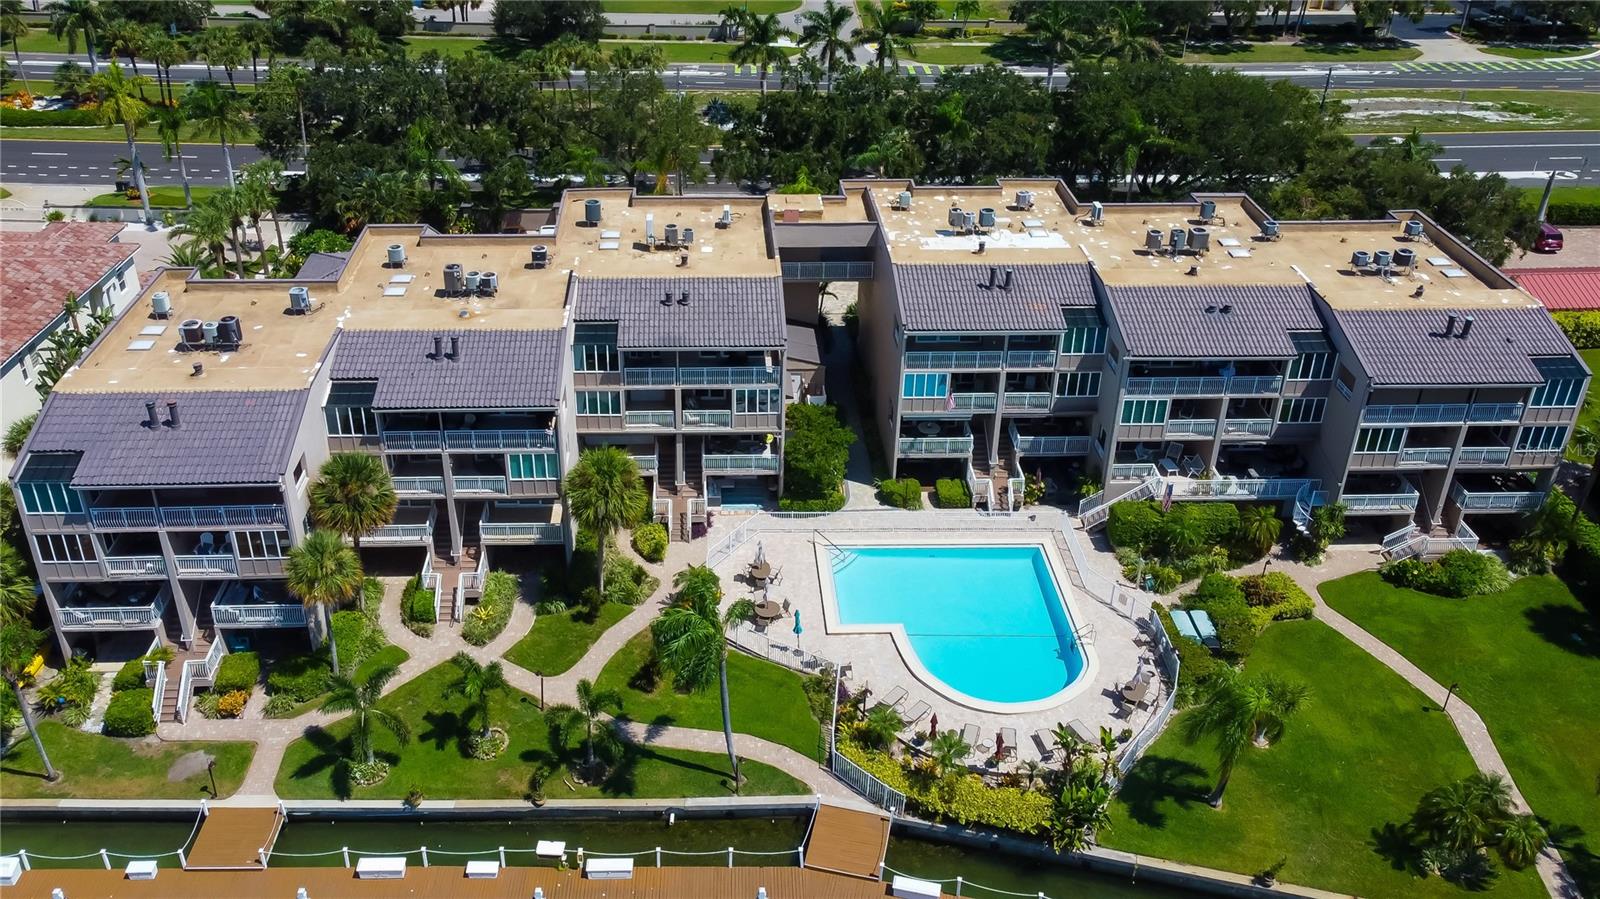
[1534,223,1564,253]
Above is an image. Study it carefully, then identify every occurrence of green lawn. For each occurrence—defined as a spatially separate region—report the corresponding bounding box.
[88,185,225,208]
[10,26,72,54]
[504,602,632,677]
[0,187,11,199]
[1,720,254,799]
[596,630,823,760]
[276,644,413,720]
[1,121,254,144]
[1183,41,1421,63]
[402,35,799,65]
[606,40,802,64]
[1103,620,1546,898]
[1338,89,1600,133]
[1477,44,1596,59]
[274,662,807,800]
[1321,572,1600,896]
[929,0,1011,18]
[601,0,799,12]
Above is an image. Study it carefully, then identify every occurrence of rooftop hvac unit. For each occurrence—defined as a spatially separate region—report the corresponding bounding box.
[465,270,481,293]
[217,315,242,345]
[179,318,205,345]
[444,263,464,295]
[1169,228,1188,254]
[897,190,912,210]
[387,244,406,266]
[1261,220,1280,240]
[948,206,965,229]
[150,291,173,318]
[1189,227,1210,252]
[1144,228,1163,251]
[1352,250,1372,268]
[202,320,220,344]
[482,272,499,294]
[288,286,312,313]
[1403,219,1424,239]
[584,198,602,225]
[978,207,996,230]
[681,227,694,245]
[532,245,549,268]
[962,211,976,233]
[1015,190,1035,210]
[1374,250,1393,271]
[1089,201,1104,224]
[664,223,679,246]
[645,213,656,245]
[1199,199,1217,221]
[1394,247,1416,269]
[719,205,732,228]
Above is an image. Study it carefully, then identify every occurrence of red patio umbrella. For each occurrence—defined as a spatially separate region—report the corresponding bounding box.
[928,713,939,737]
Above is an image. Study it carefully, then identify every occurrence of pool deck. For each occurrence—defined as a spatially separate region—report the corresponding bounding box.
[718,521,1160,766]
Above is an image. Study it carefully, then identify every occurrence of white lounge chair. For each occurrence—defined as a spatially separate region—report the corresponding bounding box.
[901,700,931,727]
[959,723,981,756]
[873,685,907,712]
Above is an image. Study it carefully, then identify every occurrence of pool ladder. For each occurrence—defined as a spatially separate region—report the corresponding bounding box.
[815,531,858,569]
[1072,623,1097,647]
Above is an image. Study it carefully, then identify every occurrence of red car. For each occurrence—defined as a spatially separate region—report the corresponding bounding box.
[1534,223,1564,253]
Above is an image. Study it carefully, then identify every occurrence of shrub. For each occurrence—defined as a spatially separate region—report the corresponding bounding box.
[1208,603,1258,662]
[401,574,436,633]
[933,478,972,509]
[263,693,300,718]
[1191,572,1246,607]
[103,689,156,737]
[361,577,384,617]
[1154,602,1227,706]
[217,689,250,718]
[839,743,1051,835]
[1380,549,1510,598]
[0,107,103,127]
[1143,564,1183,594]
[778,492,846,512]
[112,659,148,694]
[1165,502,1240,552]
[630,522,668,563]
[1564,511,1600,603]
[1237,572,1316,620]
[331,609,385,670]
[783,403,855,503]
[878,477,923,510]
[1546,199,1600,227]
[604,551,659,606]
[37,658,99,714]
[463,570,518,646]
[265,652,332,702]
[1553,311,1600,350]
[213,651,260,694]
[194,691,221,719]
[1107,501,1163,549]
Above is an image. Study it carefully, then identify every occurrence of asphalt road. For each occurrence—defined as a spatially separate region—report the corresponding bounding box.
[1352,130,1600,185]
[1,139,264,187]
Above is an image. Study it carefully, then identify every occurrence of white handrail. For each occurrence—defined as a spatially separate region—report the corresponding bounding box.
[175,641,225,724]
[149,662,167,724]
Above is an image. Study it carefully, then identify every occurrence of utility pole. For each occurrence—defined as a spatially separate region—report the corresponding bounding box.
[1458,0,1472,36]
[1318,67,1335,113]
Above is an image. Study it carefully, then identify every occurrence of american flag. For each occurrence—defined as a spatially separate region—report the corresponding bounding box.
[1161,482,1175,513]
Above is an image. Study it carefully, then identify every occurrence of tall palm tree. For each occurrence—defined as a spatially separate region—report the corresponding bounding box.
[562,447,645,598]
[717,3,745,41]
[308,453,398,552]
[87,62,154,225]
[730,12,790,97]
[1027,0,1074,91]
[321,664,409,766]
[1,1,30,92]
[545,677,624,774]
[1,623,57,781]
[99,19,149,97]
[236,19,274,79]
[0,543,36,626]
[1099,2,1165,64]
[163,239,212,271]
[797,0,854,91]
[170,196,232,273]
[49,0,101,73]
[240,159,287,261]
[445,651,508,739]
[1116,106,1178,202]
[1183,672,1309,807]
[927,729,971,778]
[1238,505,1282,557]
[181,80,248,188]
[148,34,189,106]
[651,565,756,791]
[853,0,916,71]
[153,104,194,209]
[208,28,248,90]
[849,127,917,177]
[285,530,364,676]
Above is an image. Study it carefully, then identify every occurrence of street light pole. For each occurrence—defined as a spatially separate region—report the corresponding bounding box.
[1441,681,1461,712]
[206,759,218,797]
[1319,67,1335,114]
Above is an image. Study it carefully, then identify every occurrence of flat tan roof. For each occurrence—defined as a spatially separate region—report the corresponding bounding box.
[554,189,777,278]
[862,179,1086,267]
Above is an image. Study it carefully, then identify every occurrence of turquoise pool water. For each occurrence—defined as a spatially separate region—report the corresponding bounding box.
[830,545,1087,705]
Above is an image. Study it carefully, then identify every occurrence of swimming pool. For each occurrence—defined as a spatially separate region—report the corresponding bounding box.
[826,545,1090,708]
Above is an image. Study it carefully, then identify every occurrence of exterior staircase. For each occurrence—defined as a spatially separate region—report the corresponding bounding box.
[654,438,705,542]
[429,545,480,624]
[968,420,1004,509]
[158,636,210,723]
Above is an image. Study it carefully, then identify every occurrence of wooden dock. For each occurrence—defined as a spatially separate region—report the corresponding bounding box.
[803,803,893,880]
[183,807,285,870]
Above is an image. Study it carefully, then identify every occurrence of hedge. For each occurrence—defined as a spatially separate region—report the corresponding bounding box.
[1108,500,1241,554]
[400,575,436,626]
[112,659,148,694]
[265,653,332,702]
[0,107,104,127]
[630,522,668,563]
[1546,199,1600,227]
[212,651,260,694]
[778,491,845,512]
[933,478,972,509]
[462,570,518,646]
[878,477,923,510]
[103,688,156,737]
[331,609,385,670]
[1380,549,1510,598]
[839,743,1051,835]
[1238,571,1316,621]
[1553,311,1600,350]
[1107,501,1163,549]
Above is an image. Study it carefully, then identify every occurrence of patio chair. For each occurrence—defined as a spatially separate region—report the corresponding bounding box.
[1181,454,1205,477]
[1120,673,1154,708]
[1031,729,1056,762]
[960,723,981,756]
[901,700,931,727]
[1133,443,1156,463]
[999,727,1018,760]
[1188,609,1223,651]
[1169,609,1202,643]
[873,685,908,712]
[1156,441,1184,476]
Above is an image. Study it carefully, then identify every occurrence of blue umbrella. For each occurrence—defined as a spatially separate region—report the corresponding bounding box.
[792,610,803,651]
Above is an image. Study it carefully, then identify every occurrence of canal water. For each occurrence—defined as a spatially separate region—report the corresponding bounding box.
[0,813,1200,897]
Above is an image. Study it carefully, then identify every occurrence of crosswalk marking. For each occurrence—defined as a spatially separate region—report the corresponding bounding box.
[1393,59,1600,73]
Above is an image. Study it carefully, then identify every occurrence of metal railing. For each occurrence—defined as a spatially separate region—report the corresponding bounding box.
[1164,418,1217,437]
[1457,446,1511,466]
[1015,433,1091,455]
[1124,376,1226,396]
[625,410,676,428]
[1226,375,1283,395]
[1005,350,1056,369]
[175,640,225,724]
[1117,608,1180,776]
[1398,447,1454,466]
[60,590,169,629]
[381,430,443,451]
[452,476,508,494]
[149,662,166,725]
[621,367,679,386]
[1001,391,1052,411]
[1221,418,1274,437]
[365,522,435,542]
[703,453,781,472]
[630,453,659,474]
[1110,462,1159,481]
[392,476,446,494]
[1342,489,1421,512]
[422,557,442,625]
[1080,476,1161,529]
[1467,402,1525,423]
[1166,477,1319,501]
[1450,482,1542,511]
[89,507,159,529]
[781,260,874,281]
[160,505,285,528]
[676,366,780,386]
[682,409,733,428]
[897,436,973,455]
[1362,403,1468,424]
[103,555,166,577]
[443,429,554,450]
[174,554,238,575]
[949,392,997,411]
[211,603,307,627]
[479,521,563,541]
[903,350,1003,370]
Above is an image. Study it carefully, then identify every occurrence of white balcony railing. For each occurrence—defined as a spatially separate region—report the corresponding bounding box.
[174,554,238,575]
[622,367,679,386]
[682,410,734,429]
[898,436,974,456]
[676,367,780,386]
[625,410,676,428]
[904,351,1003,370]
[59,590,169,629]
[1014,434,1092,455]
[781,260,874,281]
[160,505,285,528]
[453,476,508,494]
[382,430,443,451]
[1111,463,1160,481]
[103,555,166,577]
[1002,392,1052,411]
[211,603,308,627]
[630,454,659,474]
[1457,446,1511,466]
[1124,376,1227,397]
[392,476,446,495]
[1342,489,1421,513]
[1005,350,1057,369]
[1398,447,1454,466]
[1450,482,1542,512]
[950,392,998,412]
[89,507,159,529]
[1165,419,1218,437]
[703,453,781,473]
[1222,418,1274,437]
[1226,375,1283,395]
[1466,402,1525,423]
[1362,404,1468,425]
[478,521,564,542]
[1167,477,1319,501]
[444,429,554,450]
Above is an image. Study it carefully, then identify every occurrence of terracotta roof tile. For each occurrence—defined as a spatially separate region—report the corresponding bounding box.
[1505,267,1600,311]
[1,223,137,361]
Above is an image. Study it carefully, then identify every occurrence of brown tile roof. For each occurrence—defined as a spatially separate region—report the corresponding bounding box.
[1330,306,1578,386]
[1104,284,1324,359]
[1,222,136,361]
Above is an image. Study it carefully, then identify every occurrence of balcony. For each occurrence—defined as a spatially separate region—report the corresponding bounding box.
[1110,462,1159,481]
[676,367,780,387]
[1467,403,1525,424]
[365,505,436,544]
[622,367,679,386]
[1226,376,1283,396]
[781,260,874,281]
[625,410,676,429]
[904,351,1003,370]
[382,430,443,451]
[682,409,733,429]
[452,476,508,494]
[1221,418,1274,438]
[1457,446,1511,466]
[631,453,659,475]
[1014,434,1091,455]
[1341,478,1421,514]
[1398,447,1454,467]
[1165,419,1218,438]
[898,436,974,456]
[393,476,446,496]
[443,429,554,451]
[1005,350,1057,370]
[950,392,998,412]
[1002,392,1052,411]
[58,585,169,630]
[479,503,564,544]
[703,453,781,473]
[174,554,238,577]
[1164,476,1320,501]
[1125,376,1226,397]
[102,555,166,578]
[212,603,307,628]
[89,507,160,529]
[1450,478,1542,513]
[160,505,286,529]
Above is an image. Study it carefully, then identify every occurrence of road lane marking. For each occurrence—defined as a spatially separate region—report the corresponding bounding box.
[31,151,69,156]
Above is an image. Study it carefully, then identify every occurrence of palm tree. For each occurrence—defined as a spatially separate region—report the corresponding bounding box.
[850,127,917,177]
[308,453,398,552]
[797,0,854,90]
[1414,772,1513,851]
[153,104,193,209]
[182,80,248,188]
[52,59,89,100]
[1569,424,1599,519]
[49,0,102,73]
[718,3,745,41]
[1117,106,1178,202]
[927,729,971,778]
[236,19,274,79]
[2,411,35,459]
[87,62,154,225]
[652,565,755,790]
[1098,2,1166,64]
[1238,505,1282,557]
[1183,672,1309,807]
[148,34,189,106]
[730,12,790,97]
[99,19,150,97]
[321,664,409,766]
[951,0,982,35]
[285,530,364,676]
[445,651,508,739]
[170,196,233,274]
[0,543,36,626]
[163,239,212,271]
[545,678,623,773]
[208,28,248,90]
[853,0,917,71]
[1027,1,1074,91]
[240,159,287,261]
[861,704,904,750]
[0,1,29,91]
[562,447,645,598]
[1496,813,1548,869]
[1,623,57,781]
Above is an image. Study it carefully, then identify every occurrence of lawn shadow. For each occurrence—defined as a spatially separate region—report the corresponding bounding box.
[1546,819,1599,898]
[1111,754,1209,828]
[1522,603,1600,658]
[290,726,356,800]
[1369,820,1425,876]
[0,742,51,781]
[418,710,469,754]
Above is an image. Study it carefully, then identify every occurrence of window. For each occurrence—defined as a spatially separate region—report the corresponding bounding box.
[1355,427,1404,453]
[1120,399,1168,425]
[1335,365,1356,400]
[325,405,377,436]
[18,482,83,515]
[508,453,559,481]
[577,391,621,415]
[1287,351,1335,381]
[916,335,974,345]
[1517,426,1567,452]
[734,388,779,414]
[1060,327,1106,355]
[902,372,949,399]
[293,457,307,489]
[34,533,94,563]
[1278,397,1325,424]
[575,342,618,372]
[1107,344,1121,371]
[236,530,288,559]
[1530,378,1582,408]
[19,354,31,384]
[1057,372,1100,397]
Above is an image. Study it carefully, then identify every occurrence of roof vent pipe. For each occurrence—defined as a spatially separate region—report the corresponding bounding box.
[679,291,689,306]
[987,266,998,288]
[663,290,673,306]
[433,335,444,359]
[1220,304,1233,315]
[1002,268,1013,290]
[449,336,461,360]
[1459,315,1474,339]
[145,401,160,429]
[166,401,179,429]
[192,362,204,377]
[1443,314,1456,337]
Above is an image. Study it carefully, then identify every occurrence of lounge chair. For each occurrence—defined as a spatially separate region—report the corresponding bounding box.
[999,727,1018,760]
[873,685,907,712]
[1120,674,1154,708]
[959,723,981,756]
[1133,443,1156,463]
[1067,718,1098,744]
[901,700,931,727]
[1170,610,1202,643]
[1188,609,1222,650]
[1031,729,1056,762]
